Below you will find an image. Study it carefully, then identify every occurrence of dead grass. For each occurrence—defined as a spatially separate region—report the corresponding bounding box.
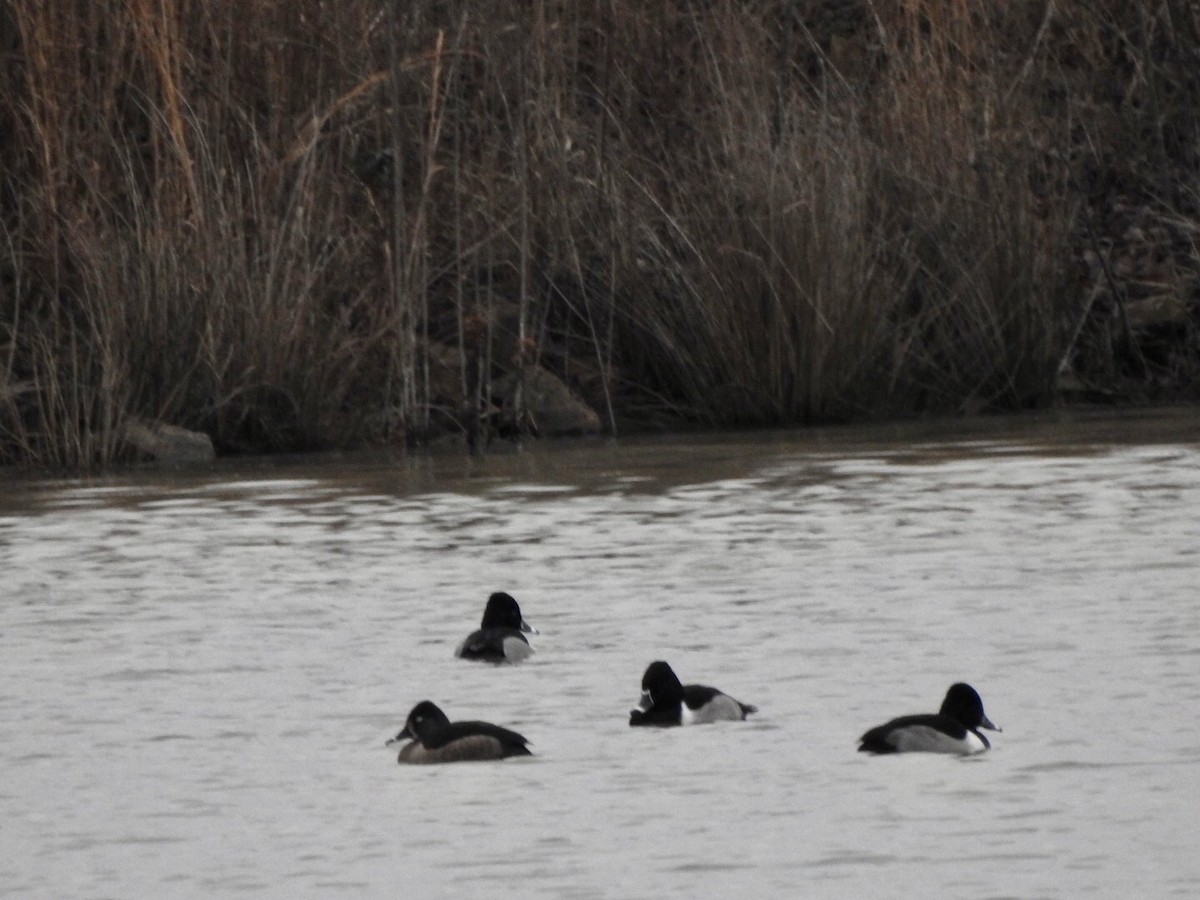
[1,0,1196,466]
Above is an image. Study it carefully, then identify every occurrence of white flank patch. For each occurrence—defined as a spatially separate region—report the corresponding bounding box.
[891,725,987,755]
[503,636,534,661]
[682,694,744,725]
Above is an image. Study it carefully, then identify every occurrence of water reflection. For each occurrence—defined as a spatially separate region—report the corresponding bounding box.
[3,410,1200,897]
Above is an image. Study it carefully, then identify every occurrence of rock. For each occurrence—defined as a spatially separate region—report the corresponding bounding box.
[496,366,602,436]
[0,379,36,403]
[425,340,468,407]
[124,418,215,463]
[1125,294,1190,330]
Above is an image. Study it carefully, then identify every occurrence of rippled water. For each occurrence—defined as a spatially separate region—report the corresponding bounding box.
[4,411,1200,898]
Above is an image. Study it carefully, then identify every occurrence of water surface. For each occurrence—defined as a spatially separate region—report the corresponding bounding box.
[3,410,1200,898]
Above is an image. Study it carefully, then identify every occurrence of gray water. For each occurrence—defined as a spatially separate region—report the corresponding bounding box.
[3,410,1200,898]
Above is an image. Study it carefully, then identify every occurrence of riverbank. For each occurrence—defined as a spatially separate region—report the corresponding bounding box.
[3,2,1198,467]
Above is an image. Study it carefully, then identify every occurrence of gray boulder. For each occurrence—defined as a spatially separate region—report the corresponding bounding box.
[124,418,216,464]
[497,366,602,436]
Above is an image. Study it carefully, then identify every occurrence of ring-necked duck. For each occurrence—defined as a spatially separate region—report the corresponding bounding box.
[858,682,1000,755]
[388,701,532,764]
[629,660,757,727]
[455,591,538,663]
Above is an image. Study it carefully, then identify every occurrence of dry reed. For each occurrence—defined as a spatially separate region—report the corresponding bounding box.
[2,0,1197,467]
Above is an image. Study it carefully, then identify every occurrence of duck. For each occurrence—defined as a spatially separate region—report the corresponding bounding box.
[387,700,532,764]
[857,682,1000,755]
[628,660,757,727]
[455,591,538,663]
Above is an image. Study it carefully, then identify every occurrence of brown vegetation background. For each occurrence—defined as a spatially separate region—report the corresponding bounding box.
[2,1,1199,467]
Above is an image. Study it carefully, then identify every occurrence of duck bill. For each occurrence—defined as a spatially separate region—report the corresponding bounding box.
[980,715,1001,732]
[520,618,540,635]
[386,726,413,746]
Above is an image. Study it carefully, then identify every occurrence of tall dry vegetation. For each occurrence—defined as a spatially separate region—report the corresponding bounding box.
[1,1,1197,467]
